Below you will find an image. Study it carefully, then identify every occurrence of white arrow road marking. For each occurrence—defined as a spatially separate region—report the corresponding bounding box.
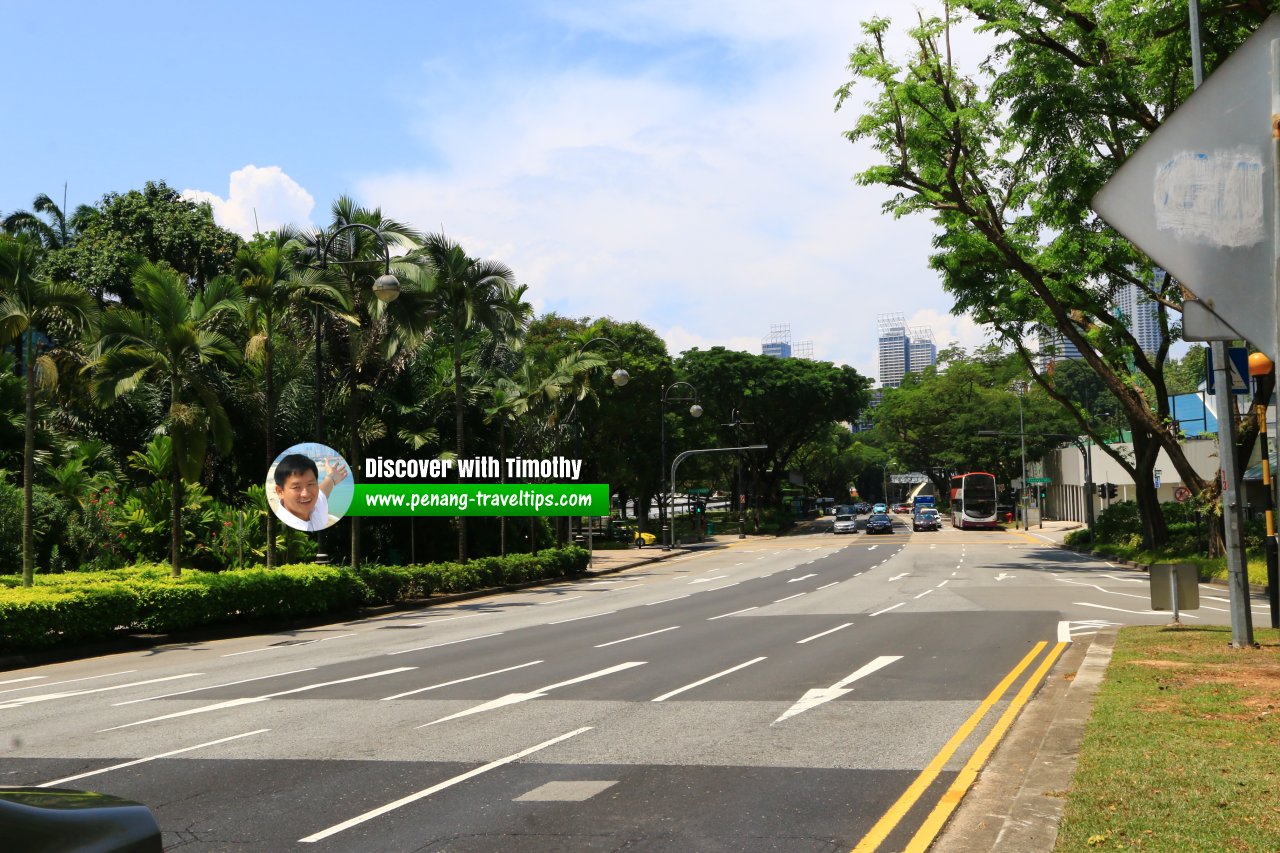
[300,727,594,843]
[418,662,646,728]
[868,545,879,550]
[772,656,902,724]
[994,573,1016,582]
[689,575,728,584]
[788,573,818,583]
[888,573,909,582]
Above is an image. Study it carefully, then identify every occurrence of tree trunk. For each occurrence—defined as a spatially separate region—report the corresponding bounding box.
[171,456,183,578]
[455,355,467,562]
[21,335,35,587]
[1131,429,1168,549]
[265,324,276,569]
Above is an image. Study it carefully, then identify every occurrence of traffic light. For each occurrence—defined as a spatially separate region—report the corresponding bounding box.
[1097,484,1106,498]
[693,499,706,515]
[1106,483,1118,500]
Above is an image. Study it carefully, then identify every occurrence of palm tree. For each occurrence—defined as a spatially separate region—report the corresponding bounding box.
[90,262,243,576]
[297,197,432,567]
[2,188,97,250]
[0,233,98,586]
[417,232,523,562]
[235,231,351,568]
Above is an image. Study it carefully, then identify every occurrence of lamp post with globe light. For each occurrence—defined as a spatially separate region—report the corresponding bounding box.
[306,223,402,564]
[660,381,702,549]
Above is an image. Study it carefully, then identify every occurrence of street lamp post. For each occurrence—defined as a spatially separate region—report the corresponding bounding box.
[660,381,702,550]
[723,408,754,539]
[307,223,402,564]
[1016,382,1029,531]
[568,337,631,568]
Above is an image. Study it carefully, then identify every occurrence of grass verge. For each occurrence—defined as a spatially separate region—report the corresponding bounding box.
[1055,625,1280,851]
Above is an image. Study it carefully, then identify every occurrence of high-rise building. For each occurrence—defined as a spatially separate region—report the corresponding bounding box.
[878,314,936,387]
[1037,328,1084,372]
[1115,279,1163,353]
[761,324,814,359]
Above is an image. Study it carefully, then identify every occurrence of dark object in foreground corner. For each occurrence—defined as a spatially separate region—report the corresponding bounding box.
[0,787,163,853]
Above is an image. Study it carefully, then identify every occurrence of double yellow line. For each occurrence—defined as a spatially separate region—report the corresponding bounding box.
[851,639,1069,852]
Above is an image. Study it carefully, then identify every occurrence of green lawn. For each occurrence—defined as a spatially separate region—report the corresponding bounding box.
[1055,625,1280,851]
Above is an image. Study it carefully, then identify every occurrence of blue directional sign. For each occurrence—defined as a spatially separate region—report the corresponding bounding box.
[1206,346,1250,396]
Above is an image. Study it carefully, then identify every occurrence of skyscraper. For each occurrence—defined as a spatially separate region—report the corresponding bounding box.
[1115,279,1163,353]
[878,314,936,387]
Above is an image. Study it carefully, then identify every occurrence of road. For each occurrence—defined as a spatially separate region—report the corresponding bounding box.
[2,515,1267,851]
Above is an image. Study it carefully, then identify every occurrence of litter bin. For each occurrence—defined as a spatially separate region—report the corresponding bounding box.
[706,522,715,535]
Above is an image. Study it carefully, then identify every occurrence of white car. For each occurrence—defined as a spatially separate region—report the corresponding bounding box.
[833,513,858,534]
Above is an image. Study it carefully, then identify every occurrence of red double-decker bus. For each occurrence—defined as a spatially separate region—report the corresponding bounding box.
[950,472,999,529]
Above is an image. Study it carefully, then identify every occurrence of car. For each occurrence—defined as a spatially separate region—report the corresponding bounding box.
[832,513,858,534]
[0,787,163,852]
[634,531,658,547]
[855,502,871,514]
[865,512,894,534]
[913,509,942,531]
[893,503,913,514]
[872,503,888,515]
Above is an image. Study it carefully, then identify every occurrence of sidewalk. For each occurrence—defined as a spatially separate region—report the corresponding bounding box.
[584,533,766,575]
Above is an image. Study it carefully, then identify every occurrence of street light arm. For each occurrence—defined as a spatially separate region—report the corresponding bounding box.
[317,222,396,276]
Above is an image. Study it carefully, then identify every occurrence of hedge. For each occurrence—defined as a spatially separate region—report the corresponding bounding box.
[0,547,588,654]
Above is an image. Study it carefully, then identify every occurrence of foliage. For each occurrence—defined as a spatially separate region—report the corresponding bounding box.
[834,3,1278,547]
[43,180,242,302]
[0,547,588,652]
[677,347,871,508]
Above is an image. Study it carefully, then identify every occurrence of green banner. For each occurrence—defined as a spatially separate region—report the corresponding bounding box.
[350,483,610,516]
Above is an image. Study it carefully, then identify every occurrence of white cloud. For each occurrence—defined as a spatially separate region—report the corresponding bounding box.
[183,165,315,239]
[356,3,988,378]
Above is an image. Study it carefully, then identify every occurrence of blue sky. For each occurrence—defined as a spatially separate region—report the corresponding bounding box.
[4,1,989,380]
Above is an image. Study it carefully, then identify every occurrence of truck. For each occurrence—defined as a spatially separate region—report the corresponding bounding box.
[912,494,936,513]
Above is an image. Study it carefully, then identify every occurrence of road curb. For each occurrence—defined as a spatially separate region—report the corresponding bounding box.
[937,628,1117,852]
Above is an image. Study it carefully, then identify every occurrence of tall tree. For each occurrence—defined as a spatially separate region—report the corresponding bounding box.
[90,263,243,576]
[0,233,97,586]
[678,348,871,509]
[2,188,97,250]
[417,232,522,562]
[44,180,241,303]
[235,231,351,568]
[835,5,1272,547]
[297,197,432,567]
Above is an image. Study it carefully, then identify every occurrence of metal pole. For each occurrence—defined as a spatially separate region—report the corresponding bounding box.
[1270,33,1280,630]
[1260,398,1279,627]
[659,394,667,550]
[1083,440,1095,539]
[313,296,328,565]
[1019,387,1028,531]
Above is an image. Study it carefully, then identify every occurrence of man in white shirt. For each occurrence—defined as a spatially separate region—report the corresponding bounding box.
[273,454,348,532]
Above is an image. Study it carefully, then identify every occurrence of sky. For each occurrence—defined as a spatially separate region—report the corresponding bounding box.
[2,0,995,383]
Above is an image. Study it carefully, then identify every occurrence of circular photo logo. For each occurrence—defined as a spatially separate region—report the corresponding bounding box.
[267,443,354,532]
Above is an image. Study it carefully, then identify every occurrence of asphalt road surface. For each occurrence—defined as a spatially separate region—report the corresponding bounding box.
[2,516,1266,852]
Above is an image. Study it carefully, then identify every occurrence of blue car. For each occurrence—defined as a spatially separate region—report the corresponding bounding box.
[865,512,894,534]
